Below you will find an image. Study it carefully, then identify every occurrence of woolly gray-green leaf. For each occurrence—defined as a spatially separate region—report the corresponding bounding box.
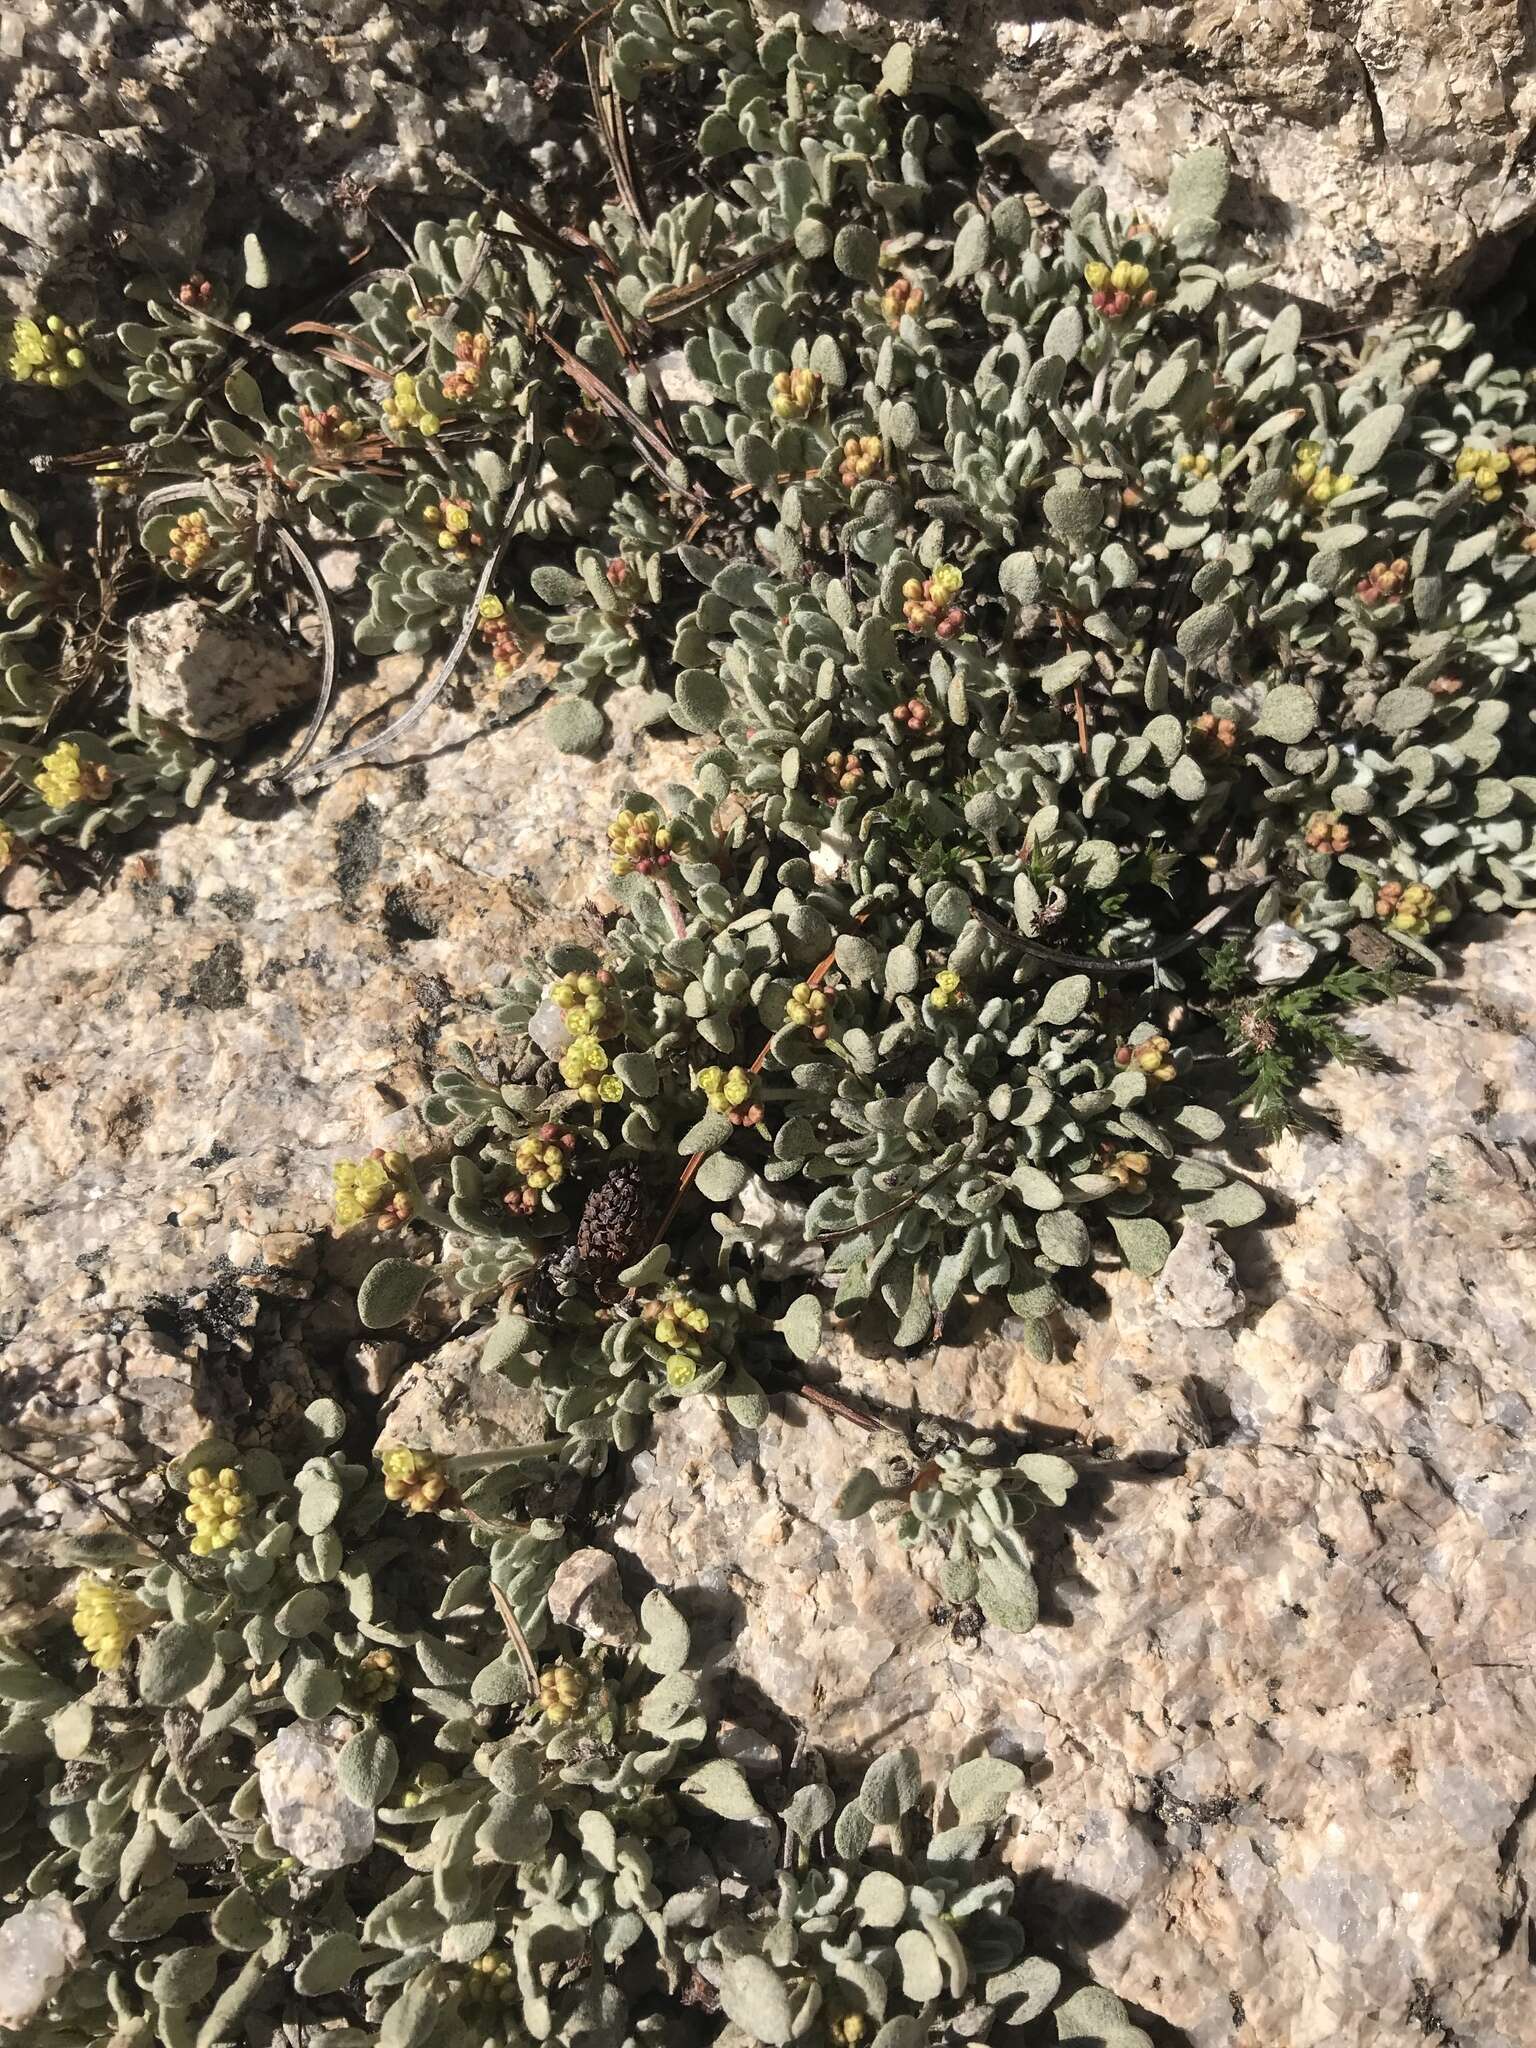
[357,1259,432,1330]
[1344,402,1404,475]
[544,696,606,756]
[695,1150,749,1202]
[718,1955,794,2045]
[1109,1214,1172,1273]
[1252,684,1317,744]
[859,1745,923,1825]
[947,1752,1024,1825]
[777,1293,823,1362]
[976,1550,1039,1632]
[1168,146,1229,224]
[138,1623,216,1706]
[338,1727,397,1808]
[294,1934,366,1996]
[679,1759,761,1820]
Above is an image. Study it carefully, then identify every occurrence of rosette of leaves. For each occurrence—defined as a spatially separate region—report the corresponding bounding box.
[835,1439,1078,1634]
[698,1744,1156,2047]
[533,546,660,753]
[0,496,217,859]
[364,743,1258,1365]
[115,275,244,443]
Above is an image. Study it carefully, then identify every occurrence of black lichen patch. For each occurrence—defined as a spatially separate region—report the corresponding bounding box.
[185,938,249,1011]
[209,886,257,921]
[336,800,383,907]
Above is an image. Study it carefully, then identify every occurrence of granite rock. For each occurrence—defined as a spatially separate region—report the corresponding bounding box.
[0,657,692,1530]
[0,1894,86,2033]
[257,1717,375,1872]
[127,599,317,743]
[547,1546,638,1647]
[1152,1221,1245,1331]
[0,1,576,315]
[766,0,1536,316]
[2,576,1534,2048]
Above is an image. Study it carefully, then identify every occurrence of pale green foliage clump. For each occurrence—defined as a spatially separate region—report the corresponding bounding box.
[835,1441,1078,1635]
[0,492,217,859]
[10,4,1536,2037]
[3,1426,1156,2047]
[349,0,1536,1644]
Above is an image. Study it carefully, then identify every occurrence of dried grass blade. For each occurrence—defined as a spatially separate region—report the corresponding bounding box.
[305,427,541,777]
[270,525,339,779]
[642,238,795,326]
[584,32,651,230]
[536,321,691,495]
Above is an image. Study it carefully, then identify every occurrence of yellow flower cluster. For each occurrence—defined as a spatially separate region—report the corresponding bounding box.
[1454,442,1510,503]
[348,1647,399,1704]
[785,982,833,1040]
[477,594,523,680]
[333,1149,411,1229]
[383,370,440,437]
[1178,451,1213,479]
[168,509,214,572]
[646,1288,712,1389]
[463,1950,518,2007]
[1192,710,1238,753]
[696,1064,762,1127]
[1083,259,1155,319]
[608,807,681,877]
[380,1446,448,1514]
[769,367,822,420]
[551,971,625,1104]
[1103,1147,1152,1191]
[423,497,483,562]
[0,823,15,870]
[1290,442,1354,505]
[561,1034,623,1105]
[901,561,964,638]
[5,314,87,389]
[510,1123,575,1209]
[35,742,113,811]
[891,694,932,734]
[826,2006,870,2046]
[879,278,923,330]
[72,1574,151,1673]
[1355,556,1409,606]
[1114,1033,1176,1085]
[442,329,490,402]
[838,434,882,488]
[816,747,864,802]
[185,1463,251,1555]
[930,968,966,1012]
[1375,879,1451,937]
[401,1762,450,1808]
[299,404,364,454]
[92,460,132,496]
[1304,811,1350,856]
[538,1663,587,1725]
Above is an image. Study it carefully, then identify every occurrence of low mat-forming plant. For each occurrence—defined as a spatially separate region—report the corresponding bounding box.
[7,0,1536,2035]
[2,1427,1165,2046]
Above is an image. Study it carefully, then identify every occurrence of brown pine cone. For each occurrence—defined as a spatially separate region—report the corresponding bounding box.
[575,1162,652,1279]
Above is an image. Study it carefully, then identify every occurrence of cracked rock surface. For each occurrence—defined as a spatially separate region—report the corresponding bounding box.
[768,0,1536,315]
